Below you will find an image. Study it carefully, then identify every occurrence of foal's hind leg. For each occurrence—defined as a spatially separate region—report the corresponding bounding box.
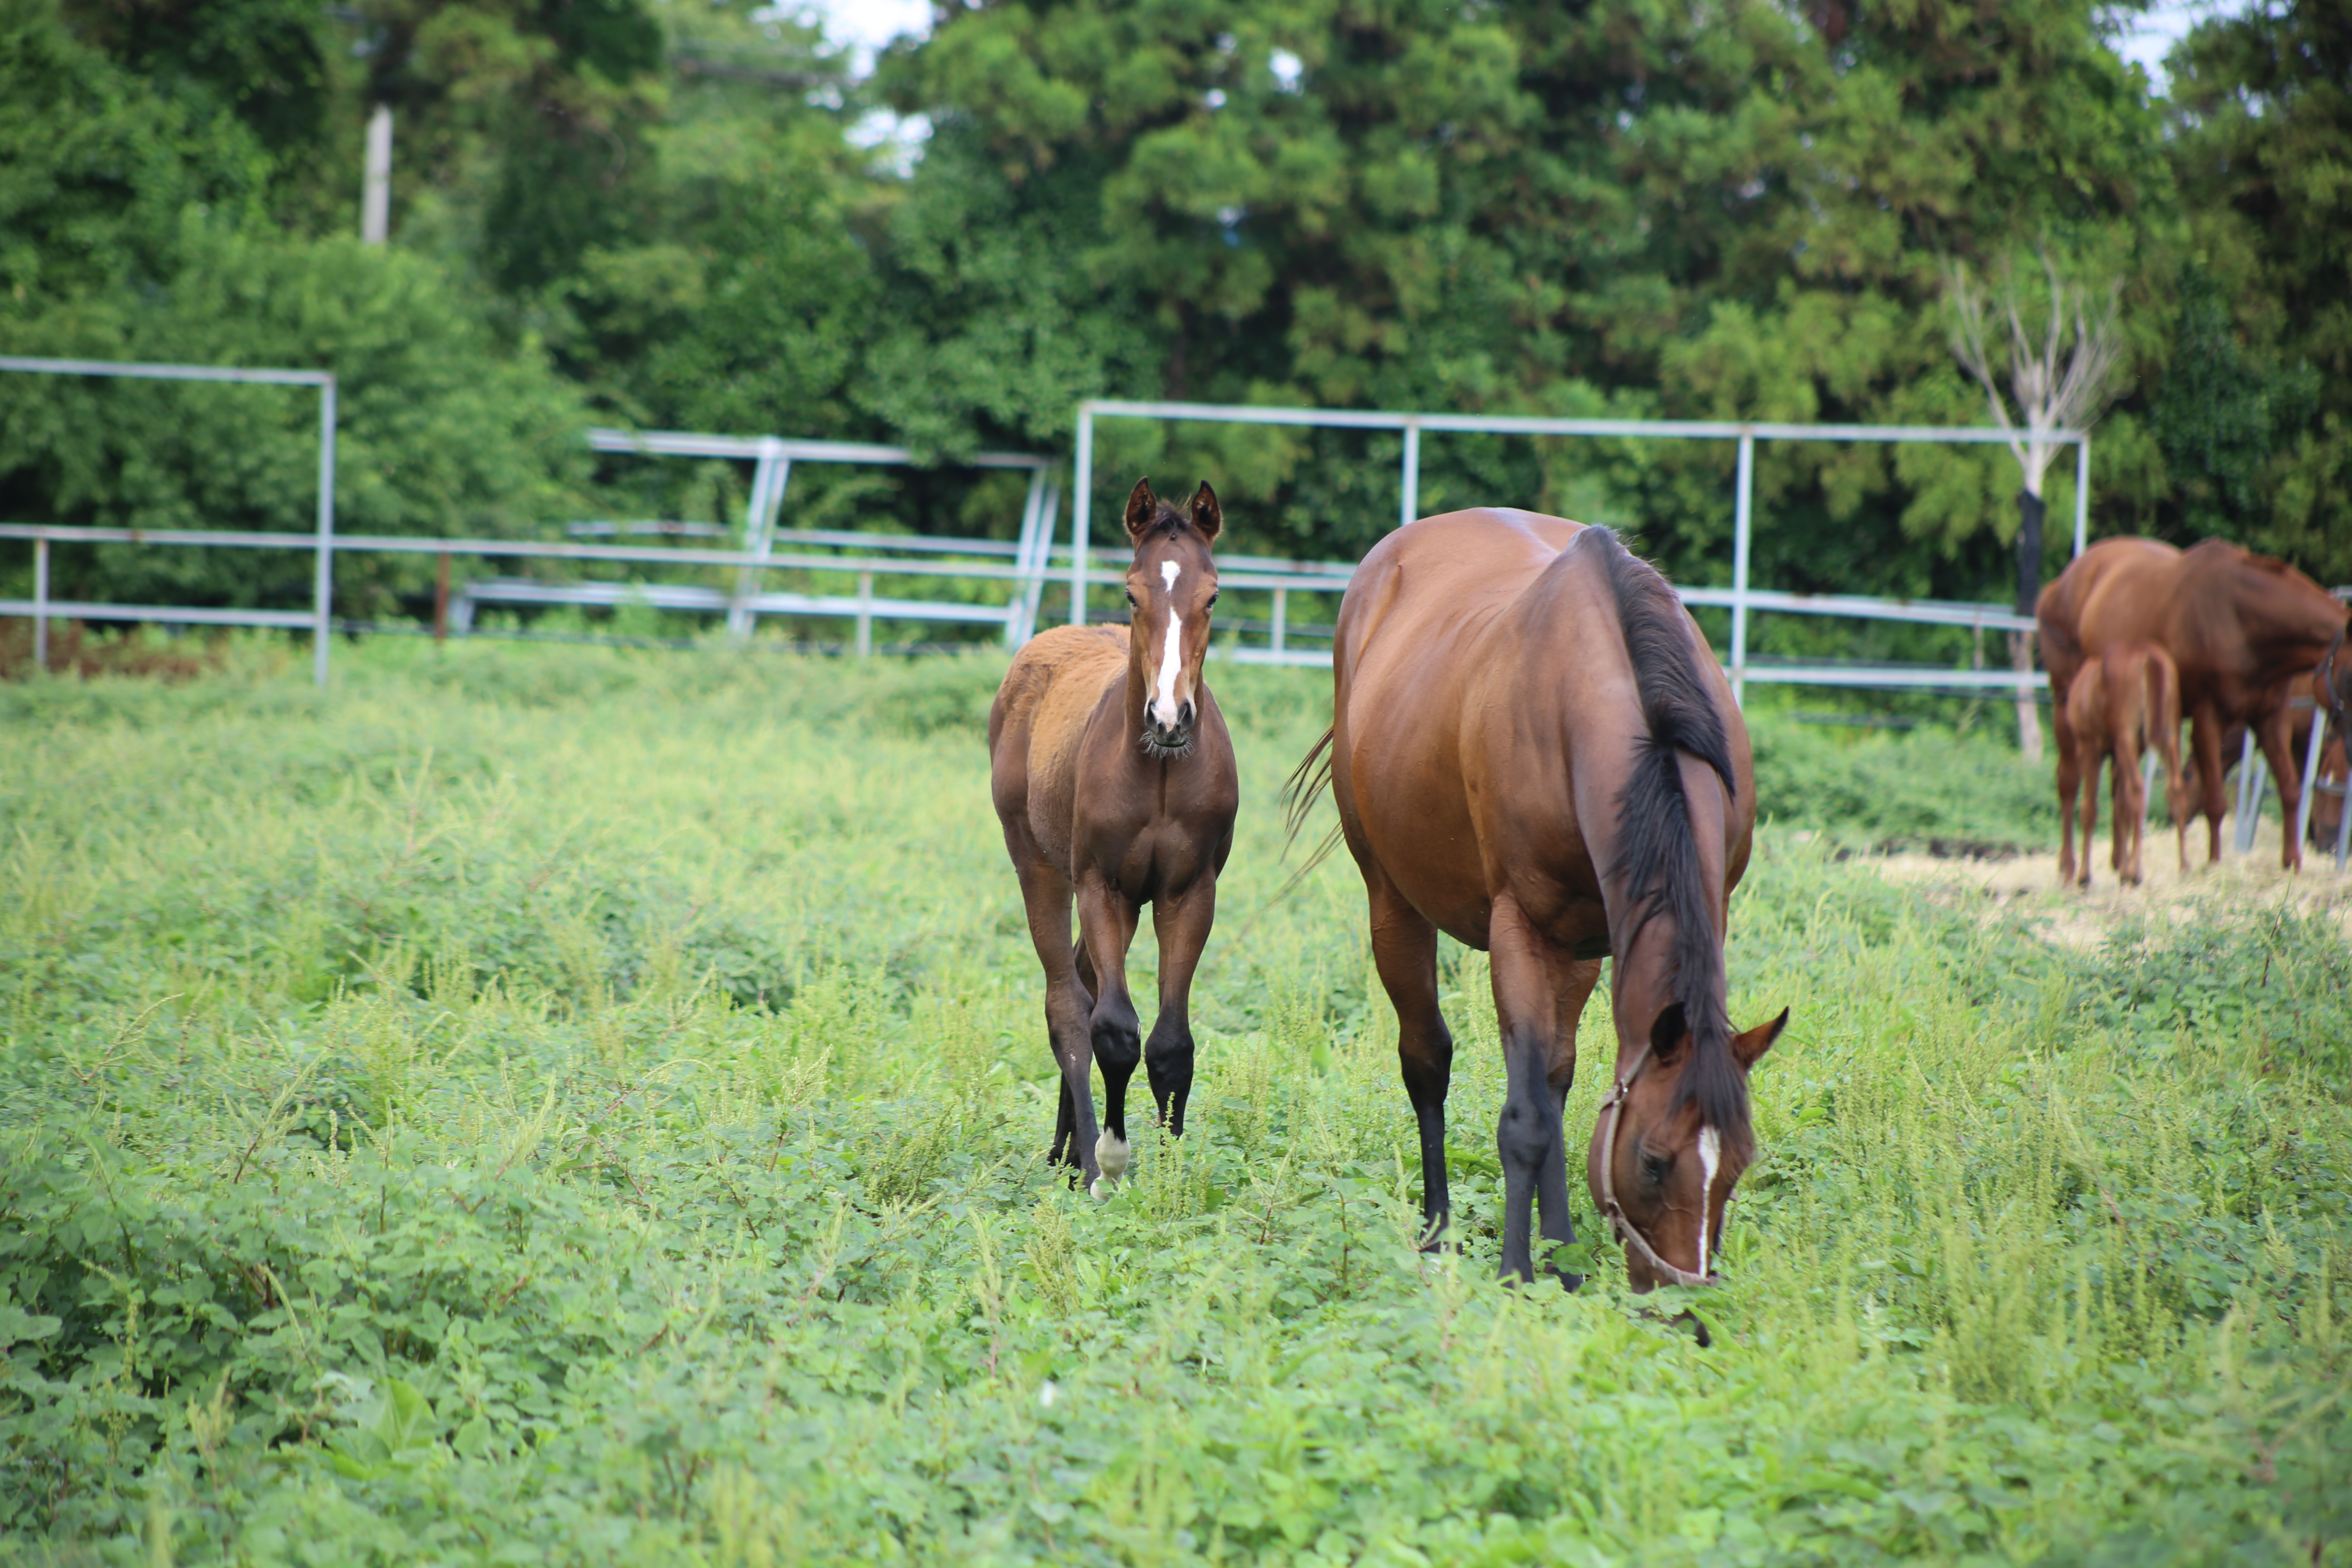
[1143,878,1217,1136]
[1364,869,1454,1248]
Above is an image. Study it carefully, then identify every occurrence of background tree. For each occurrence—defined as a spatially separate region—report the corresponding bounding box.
[1947,251,2129,760]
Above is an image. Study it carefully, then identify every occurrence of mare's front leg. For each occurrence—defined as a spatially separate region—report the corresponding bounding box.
[1488,897,1582,1290]
[1363,867,1454,1247]
[2255,703,2305,871]
[2191,704,2228,864]
[1075,870,1143,1189]
[1144,877,1216,1136]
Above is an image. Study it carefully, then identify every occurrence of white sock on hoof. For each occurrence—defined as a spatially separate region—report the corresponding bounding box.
[1095,1131,1131,1182]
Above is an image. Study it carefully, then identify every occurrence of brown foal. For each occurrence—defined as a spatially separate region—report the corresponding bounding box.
[1290,511,1784,1290]
[989,480,1238,1193]
[2063,640,2190,887]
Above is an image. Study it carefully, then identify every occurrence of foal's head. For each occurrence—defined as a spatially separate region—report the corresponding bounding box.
[1120,478,1222,757]
[1587,1002,1786,1291]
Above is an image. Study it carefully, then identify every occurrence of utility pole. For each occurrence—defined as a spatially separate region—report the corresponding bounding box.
[362,105,392,244]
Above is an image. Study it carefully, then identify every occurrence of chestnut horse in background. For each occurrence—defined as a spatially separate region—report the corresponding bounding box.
[1288,512,1784,1290]
[2063,641,2189,886]
[2039,538,2349,875]
[989,481,1238,1194]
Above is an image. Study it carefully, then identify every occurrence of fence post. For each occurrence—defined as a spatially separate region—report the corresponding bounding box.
[2337,763,2352,870]
[855,571,873,658]
[1072,405,1093,626]
[2073,438,2090,559]
[32,536,48,672]
[313,376,336,689]
[2295,695,2325,853]
[1272,586,1288,656]
[1731,428,1754,707]
[434,551,450,642]
[2235,731,2263,853]
[1400,420,1420,531]
[731,438,786,644]
[1006,468,1048,647]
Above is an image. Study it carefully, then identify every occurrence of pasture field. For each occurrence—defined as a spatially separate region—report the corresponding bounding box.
[2,639,2349,1566]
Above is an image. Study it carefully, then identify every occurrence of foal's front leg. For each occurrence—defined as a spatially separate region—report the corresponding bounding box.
[1075,871,1143,1189]
[1144,878,1217,1136]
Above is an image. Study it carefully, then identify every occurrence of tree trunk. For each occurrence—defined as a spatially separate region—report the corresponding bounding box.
[2013,488,2046,763]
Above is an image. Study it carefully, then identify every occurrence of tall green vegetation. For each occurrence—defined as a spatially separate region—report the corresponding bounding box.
[2,0,2347,622]
[2,646,2347,1561]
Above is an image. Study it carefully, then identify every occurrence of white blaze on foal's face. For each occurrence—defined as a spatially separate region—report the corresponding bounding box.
[1152,558,1185,729]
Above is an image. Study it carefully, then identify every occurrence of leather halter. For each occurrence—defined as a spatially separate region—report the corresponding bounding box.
[1596,1043,1722,1290]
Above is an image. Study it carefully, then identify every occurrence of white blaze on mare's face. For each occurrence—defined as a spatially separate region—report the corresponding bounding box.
[1152,559,1185,728]
[1695,1124,1723,1278]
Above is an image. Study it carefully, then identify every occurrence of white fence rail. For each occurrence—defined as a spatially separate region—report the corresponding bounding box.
[0,361,2081,698]
[1073,398,2085,701]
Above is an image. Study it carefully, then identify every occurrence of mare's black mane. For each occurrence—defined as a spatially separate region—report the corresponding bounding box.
[1590,527,1750,1145]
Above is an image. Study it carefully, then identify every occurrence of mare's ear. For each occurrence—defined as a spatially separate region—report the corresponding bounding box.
[1124,479,1159,543]
[1189,482,1222,541]
[1648,1003,1688,1064]
[1733,1007,1789,1069]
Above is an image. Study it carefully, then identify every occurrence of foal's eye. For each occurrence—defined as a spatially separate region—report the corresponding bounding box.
[1639,1150,1673,1187]
[1208,591,1219,608]
[1125,590,1137,607]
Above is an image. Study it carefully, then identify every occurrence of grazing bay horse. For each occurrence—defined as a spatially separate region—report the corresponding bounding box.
[989,480,1238,1194]
[2062,640,2189,886]
[1289,511,1784,1290]
[2040,537,2348,875]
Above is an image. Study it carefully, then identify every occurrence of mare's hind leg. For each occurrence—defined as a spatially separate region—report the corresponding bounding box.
[1076,871,1143,1183]
[2255,702,2305,872]
[2077,752,2102,887]
[1488,895,1584,1290]
[1363,868,1454,1248]
[1143,877,1217,1136]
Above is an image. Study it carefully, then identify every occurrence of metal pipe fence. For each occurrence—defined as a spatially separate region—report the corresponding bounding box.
[0,356,337,684]
[1071,398,2087,699]
[0,363,2085,701]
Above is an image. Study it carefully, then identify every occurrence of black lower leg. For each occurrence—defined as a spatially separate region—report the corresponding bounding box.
[1495,1038,1559,1284]
[1049,1077,1076,1167]
[1401,1031,1453,1247]
[1144,1018,1194,1136]
[1092,996,1142,1145]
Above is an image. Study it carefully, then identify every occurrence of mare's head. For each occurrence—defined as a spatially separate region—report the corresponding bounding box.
[1120,478,1222,757]
[1587,1002,1786,1292]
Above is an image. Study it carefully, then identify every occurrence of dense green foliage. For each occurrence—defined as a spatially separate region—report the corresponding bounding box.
[3,645,2349,1562]
[1,0,2348,623]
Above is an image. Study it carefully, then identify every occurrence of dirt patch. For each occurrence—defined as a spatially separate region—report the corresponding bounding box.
[1869,815,2352,950]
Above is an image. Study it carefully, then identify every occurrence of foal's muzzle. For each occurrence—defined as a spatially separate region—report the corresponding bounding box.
[1143,700,1195,756]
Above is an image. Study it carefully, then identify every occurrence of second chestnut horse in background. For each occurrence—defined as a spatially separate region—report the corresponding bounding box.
[2064,640,2189,886]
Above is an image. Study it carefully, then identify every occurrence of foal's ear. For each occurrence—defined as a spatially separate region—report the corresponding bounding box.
[1123,478,1159,543]
[1733,1007,1789,1069]
[1648,1003,1688,1063]
[1189,481,1222,541]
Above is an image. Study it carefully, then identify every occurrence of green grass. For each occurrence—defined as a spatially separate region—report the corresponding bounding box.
[2,639,2347,1566]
